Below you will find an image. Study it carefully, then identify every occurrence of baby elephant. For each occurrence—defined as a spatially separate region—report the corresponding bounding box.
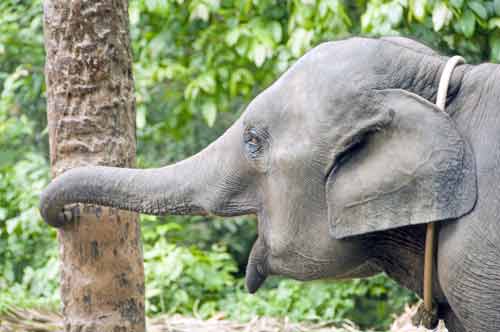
[41,37,500,332]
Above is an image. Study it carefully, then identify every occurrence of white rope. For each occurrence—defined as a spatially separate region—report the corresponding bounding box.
[420,54,465,329]
[436,55,465,111]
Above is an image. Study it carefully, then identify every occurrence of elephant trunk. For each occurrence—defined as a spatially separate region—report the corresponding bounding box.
[40,157,209,227]
[40,121,252,227]
[40,121,253,227]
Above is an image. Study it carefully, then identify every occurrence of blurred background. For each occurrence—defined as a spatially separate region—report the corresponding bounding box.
[0,0,498,330]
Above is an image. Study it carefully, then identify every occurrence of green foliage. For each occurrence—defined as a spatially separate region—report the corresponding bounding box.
[131,0,352,165]
[142,215,257,274]
[0,0,55,307]
[0,0,497,329]
[130,0,500,156]
[0,0,47,167]
[142,228,414,330]
[144,238,238,316]
[222,275,415,330]
[361,0,500,62]
[0,153,58,306]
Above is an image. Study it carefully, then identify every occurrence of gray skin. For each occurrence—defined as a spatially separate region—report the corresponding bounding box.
[40,37,500,332]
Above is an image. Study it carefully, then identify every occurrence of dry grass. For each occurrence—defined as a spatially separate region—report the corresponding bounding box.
[0,304,448,332]
[147,314,362,332]
[0,307,62,332]
[390,305,448,332]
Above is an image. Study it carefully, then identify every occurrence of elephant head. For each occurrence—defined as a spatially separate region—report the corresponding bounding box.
[40,37,477,293]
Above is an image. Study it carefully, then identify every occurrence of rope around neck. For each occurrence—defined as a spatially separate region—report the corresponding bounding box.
[414,55,465,329]
[436,56,465,110]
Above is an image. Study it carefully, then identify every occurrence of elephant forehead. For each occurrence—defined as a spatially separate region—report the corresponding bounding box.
[243,40,380,136]
[243,84,324,136]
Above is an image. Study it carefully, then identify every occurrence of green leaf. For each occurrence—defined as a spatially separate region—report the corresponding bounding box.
[468,1,488,20]
[229,68,255,96]
[235,38,249,56]
[6,218,19,234]
[412,0,427,21]
[489,17,500,29]
[318,0,328,17]
[386,2,403,25]
[189,3,210,21]
[204,0,220,9]
[202,100,217,127]
[458,9,476,37]
[432,3,452,31]
[495,0,500,16]
[144,0,168,12]
[198,73,216,94]
[136,105,146,129]
[249,43,269,67]
[225,29,240,46]
[288,28,313,57]
[0,151,16,167]
[490,33,500,62]
[269,21,282,43]
[129,5,140,25]
[145,0,157,11]
[184,81,200,100]
[449,0,464,9]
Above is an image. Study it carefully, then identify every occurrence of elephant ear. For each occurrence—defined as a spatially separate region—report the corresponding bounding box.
[327,89,477,239]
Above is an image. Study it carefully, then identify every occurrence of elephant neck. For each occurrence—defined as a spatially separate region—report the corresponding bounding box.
[389,53,500,119]
[367,225,446,302]
[370,37,500,118]
[443,62,500,118]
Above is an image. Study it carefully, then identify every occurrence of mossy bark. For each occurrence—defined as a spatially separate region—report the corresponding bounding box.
[43,0,145,331]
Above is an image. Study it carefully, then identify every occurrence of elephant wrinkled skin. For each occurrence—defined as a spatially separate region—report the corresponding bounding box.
[40,37,500,332]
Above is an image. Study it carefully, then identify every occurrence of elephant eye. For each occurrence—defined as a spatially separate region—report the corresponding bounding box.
[244,128,263,156]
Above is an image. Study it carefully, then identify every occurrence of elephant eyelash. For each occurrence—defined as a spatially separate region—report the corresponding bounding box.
[247,136,260,146]
[245,136,263,156]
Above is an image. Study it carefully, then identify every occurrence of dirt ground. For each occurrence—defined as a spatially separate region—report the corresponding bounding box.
[0,304,447,332]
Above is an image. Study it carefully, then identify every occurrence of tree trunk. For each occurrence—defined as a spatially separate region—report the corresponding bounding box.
[43,1,145,331]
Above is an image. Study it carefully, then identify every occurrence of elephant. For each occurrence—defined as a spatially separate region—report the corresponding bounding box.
[40,36,500,332]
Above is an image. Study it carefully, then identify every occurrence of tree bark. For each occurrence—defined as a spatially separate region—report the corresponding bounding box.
[43,1,145,331]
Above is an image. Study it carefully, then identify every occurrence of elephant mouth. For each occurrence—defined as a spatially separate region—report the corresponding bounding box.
[245,261,268,293]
